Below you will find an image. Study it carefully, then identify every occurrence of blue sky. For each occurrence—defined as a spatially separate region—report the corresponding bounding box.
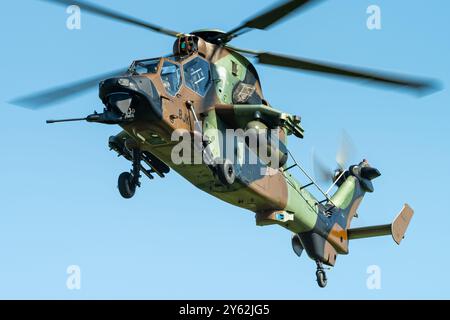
[0,0,449,299]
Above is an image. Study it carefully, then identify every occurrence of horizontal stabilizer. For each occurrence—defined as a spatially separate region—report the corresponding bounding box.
[348,204,414,245]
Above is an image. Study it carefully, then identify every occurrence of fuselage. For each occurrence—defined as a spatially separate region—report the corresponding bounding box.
[101,34,364,267]
[103,36,317,229]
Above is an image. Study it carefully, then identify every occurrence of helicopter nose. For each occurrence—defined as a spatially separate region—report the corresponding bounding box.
[108,92,132,114]
[99,76,162,120]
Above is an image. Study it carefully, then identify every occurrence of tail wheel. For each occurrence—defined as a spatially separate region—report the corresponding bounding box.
[216,159,236,186]
[316,270,327,288]
[118,172,136,199]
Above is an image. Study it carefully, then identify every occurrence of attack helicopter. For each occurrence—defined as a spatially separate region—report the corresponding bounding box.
[11,0,438,287]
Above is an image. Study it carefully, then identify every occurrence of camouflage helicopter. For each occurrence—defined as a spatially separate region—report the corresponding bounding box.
[12,0,438,287]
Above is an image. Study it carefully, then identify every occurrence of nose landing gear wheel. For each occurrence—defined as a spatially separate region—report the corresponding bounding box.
[118,172,136,199]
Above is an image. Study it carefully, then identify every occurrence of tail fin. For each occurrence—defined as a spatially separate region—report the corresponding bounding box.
[305,160,381,260]
[348,204,414,244]
[330,160,381,230]
[296,161,411,267]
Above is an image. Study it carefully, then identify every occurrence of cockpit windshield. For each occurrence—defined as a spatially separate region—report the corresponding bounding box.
[129,58,160,75]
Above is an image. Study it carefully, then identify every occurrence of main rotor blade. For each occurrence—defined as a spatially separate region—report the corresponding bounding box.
[256,52,440,95]
[225,0,321,41]
[41,0,181,37]
[10,68,126,109]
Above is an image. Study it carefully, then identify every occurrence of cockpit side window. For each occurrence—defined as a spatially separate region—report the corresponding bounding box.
[132,58,160,75]
[183,57,211,97]
[160,61,182,96]
[232,63,262,105]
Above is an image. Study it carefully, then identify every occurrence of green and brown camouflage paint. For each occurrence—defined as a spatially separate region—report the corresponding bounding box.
[108,33,379,267]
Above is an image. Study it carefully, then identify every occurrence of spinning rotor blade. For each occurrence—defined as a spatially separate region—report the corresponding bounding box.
[228,47,440,95]
[336,130,356,170]
[312,149,334,184]
[41,0,182,37]
[10,68,126,109]
[257,52,439,94]
[225,0,321,41]
[312,131,357,184]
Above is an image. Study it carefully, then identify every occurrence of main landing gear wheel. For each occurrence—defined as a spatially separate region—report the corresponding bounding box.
[315,261,328,288]
[118,147,142,199]
[118,172,136,199]
[216,158,236,186]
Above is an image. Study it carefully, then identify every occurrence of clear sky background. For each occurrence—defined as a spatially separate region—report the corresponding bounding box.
[0,0,449,299]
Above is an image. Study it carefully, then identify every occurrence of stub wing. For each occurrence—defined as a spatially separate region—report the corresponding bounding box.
[347,204,414,245]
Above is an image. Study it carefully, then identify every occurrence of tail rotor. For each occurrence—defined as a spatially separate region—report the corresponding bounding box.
[312,130,356,186]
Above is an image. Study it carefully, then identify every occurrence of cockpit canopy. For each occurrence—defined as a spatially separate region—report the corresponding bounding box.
[128,55,212,98]
[130,58,160,75]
